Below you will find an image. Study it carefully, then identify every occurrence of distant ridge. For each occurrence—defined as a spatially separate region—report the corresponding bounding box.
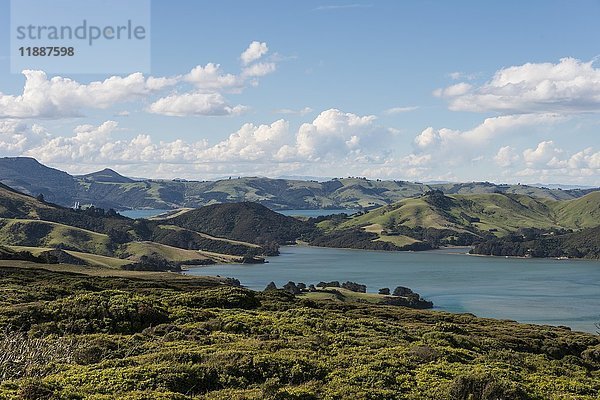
[78,168,135,184]
[0,157,598,211]
[529,183,597,190]
[0,157,79,205]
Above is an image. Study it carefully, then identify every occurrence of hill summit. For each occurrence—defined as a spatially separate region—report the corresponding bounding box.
[78,168,135,183]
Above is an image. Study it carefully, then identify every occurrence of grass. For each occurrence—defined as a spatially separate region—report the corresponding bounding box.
[375,234,419,247]
[122,241,241,264]
[0,220,250,268]
[0,260,223,282]
[148,208,194,220]
[363,223,384,233]
[65,251,132,268]
[0,186,56,219]
[550,191,600,229]
[340,198,459,231]
[158,225,260,248]
[0,219,113,256]
[7,245,131,269]
[4,245,52,255]
[123,241,212,262]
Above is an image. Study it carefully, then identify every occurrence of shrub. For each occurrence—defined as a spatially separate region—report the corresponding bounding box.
[448,372,529,400]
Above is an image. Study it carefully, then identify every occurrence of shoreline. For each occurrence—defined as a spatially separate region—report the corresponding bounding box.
[186,243,599,267]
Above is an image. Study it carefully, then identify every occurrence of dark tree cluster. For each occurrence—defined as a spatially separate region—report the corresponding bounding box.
[470,226,600,259]
[422,190,455,210]
[317,281,340,288]
[341,281,367,293]
[309,229,410,251]
[124,254,181,272]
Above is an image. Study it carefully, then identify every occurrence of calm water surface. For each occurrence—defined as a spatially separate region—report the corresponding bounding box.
[119,209,172,219]
[278,209,357,217]
[121,208,353,219]
[186,246,600,333]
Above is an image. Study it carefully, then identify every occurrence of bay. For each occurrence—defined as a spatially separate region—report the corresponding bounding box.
[186,245,600,333]
[120,208,354,219]
[278,209,357,217]
[119,209,172,219]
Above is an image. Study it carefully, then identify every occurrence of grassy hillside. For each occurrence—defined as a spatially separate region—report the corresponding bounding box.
[0,187,268,267]
[339,193,566,235]
[151,225,267,258]
[434,181,582,200]
[0,264,598,399]
[339,197,459,231]
[0,219,113,256]
[1,179,598,262]
[335,191,600,236]
[450,193,559,233]
[550,191,600,229]
[0,183,56,219]
[121,241,242,264]
[7,246,132,269]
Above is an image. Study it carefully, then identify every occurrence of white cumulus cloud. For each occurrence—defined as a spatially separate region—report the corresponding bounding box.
[523,141,564,167]
[148,92,247,117]
[382,106,419,115]
[295,109,382,159]
[0,70,174,119]
[240,41,269,65]
[274,107,314,115]
[241,62,277,78]
[184,63,242,91]
[15,109,396,177]
[0,42,278,119]
[414,113,564,150]
[436,58,600,114]
[494,146,520,167]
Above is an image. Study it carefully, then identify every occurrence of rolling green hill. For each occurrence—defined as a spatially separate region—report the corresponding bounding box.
[0,219,114,256]
[0,183,57,219]
[1,176,598,262]
[0,186,275,267]
[120,241,241,264]
[313,190,600,254]
[165,202,315,246]
[337,191,600,235]
[550,191,600,228]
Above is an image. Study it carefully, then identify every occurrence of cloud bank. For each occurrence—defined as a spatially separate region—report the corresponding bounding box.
[0,42,277,119]
[436,58,600,114]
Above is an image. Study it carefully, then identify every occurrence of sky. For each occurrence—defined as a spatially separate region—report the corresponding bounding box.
[0,0,599,184]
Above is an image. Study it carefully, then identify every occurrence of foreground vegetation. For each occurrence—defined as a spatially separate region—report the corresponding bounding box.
[0,263,599,399]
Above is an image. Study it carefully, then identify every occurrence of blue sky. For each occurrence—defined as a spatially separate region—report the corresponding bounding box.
[0,0,599,184]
